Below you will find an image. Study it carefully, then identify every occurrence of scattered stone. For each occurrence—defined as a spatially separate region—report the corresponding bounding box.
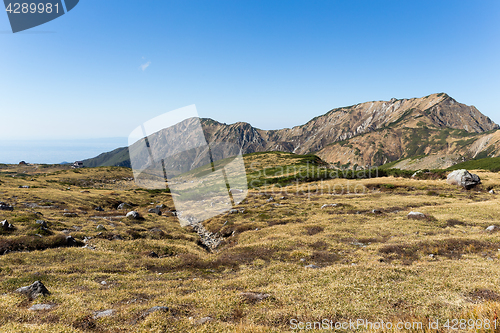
[144,306,169,316]
[94,206,104,212]
[18,185,30,189]
[228,209,239,214]
[15,281,50,300]
[446,169,481,189]
[156,204,165,209]
[429,254,435,259]
[321,204,338,209]
[266,197,274,203]
[299,258,306,262]
[1,220,14,230]
[126,211,143,220]
[93,309,115,319]
[407,211,426,219]
[117,203,131,210]
[80,190,90,193]
[486,225,496,232]
[240,292,270,303]
[148,208,162,216]
[83,244,96,250]
[371,209,382,214]
[148,251,159,258]
[489,189,495,194]
[194,317,212,325]
[229,188,244,194]
[0,202,13,211]
[29,304,54,311]
[35,220,48,228]
[100,281,107,285]
[66,236,78,246]
[191,222,222,251]
[305,264,320,269]
[96,224,106,231]
[63,213,78,217]
[112,234,123,240]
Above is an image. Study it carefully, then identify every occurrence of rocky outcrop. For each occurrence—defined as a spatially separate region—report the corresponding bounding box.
[15,281,50,300]
[446,169,481,189]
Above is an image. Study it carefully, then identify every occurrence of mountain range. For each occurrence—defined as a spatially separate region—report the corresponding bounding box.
[83,93,500,170]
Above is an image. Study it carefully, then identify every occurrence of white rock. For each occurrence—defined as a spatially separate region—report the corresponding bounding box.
[29,304,54,311]
[407,211,426,219]
[93,309,115,319]
[486,225,496,232]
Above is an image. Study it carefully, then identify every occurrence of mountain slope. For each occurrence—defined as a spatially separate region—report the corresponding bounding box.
[82,93,499,169]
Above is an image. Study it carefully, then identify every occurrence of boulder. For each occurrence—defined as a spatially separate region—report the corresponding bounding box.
[29,304,54,311]
[407,211,426,219]
[93,309,115,319]
[1,220,14,230]
[15,281,50,300]
[144,306,169,315]
[35,220,48,228]
[66,236,78,246]
[0,202,13,211]
[447,169,481,189]
[126,211,143,220]
[148,208,162,216]
[117,203,131,210]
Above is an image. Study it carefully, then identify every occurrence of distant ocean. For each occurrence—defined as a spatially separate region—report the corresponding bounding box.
[0,138,128,164]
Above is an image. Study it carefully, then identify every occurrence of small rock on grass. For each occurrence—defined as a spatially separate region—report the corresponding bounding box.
[63,213,78,217]
[126,211,143,220]
[305,264,320,269]
[240,292,270,303]
[15,281,50,300]
[407,211,426,219]
[194,317,212,325]
[93,309,115,319]
[1,220,14,230]
[29,304,54,311]
[486,225,496,232]
[148,208,162,215]
[35,220,48,228]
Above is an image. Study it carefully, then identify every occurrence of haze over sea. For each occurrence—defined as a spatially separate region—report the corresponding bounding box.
[0,138,128,165]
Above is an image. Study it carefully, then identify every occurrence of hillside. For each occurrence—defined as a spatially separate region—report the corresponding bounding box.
[2,157,500,331]
[82,93,499,170]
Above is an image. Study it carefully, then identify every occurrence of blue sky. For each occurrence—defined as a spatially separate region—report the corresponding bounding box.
[1,0,499,142]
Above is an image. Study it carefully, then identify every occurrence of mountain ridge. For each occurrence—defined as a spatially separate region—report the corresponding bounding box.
[82,93,499,170]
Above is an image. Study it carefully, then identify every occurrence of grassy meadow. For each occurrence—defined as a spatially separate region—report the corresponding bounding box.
[1,154,500,332]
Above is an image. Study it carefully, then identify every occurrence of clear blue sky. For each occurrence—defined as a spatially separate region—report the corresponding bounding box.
[1,0,499,141]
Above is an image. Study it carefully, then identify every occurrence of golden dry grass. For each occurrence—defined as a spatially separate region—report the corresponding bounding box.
[1,162,500,332]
